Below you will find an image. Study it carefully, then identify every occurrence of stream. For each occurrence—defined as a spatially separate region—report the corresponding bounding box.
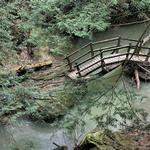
[0,23,150,150]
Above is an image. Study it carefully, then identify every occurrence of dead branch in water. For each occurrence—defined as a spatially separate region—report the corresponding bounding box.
[111,19,150,27]
[134,69,140,90]
[142,34,150,45]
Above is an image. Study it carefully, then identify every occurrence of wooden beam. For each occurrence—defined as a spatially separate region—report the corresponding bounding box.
[100,52,104,71]
[121,37,141,43]
[117,37,121,46]
[66,57,73,71]
[90,42,94,57]
[75,63,82,77]
[126,44,131,60]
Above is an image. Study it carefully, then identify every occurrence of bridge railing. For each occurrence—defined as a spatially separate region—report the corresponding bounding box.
[75,45,150,77]
[64,37,142,71]
[131,46,150,61]
[75,45,130,77]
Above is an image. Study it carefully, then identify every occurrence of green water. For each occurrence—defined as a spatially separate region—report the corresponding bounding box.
[0,23,150,150]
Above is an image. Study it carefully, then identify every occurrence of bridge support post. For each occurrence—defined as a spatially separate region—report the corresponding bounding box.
[66,57,73,71]
[116,37,121,53]
[117,37,121,46]
[136,40,143,54]
[90,43,94,57]
[100,52,105,71]
[126,43,131,60]
[75,63,82,77]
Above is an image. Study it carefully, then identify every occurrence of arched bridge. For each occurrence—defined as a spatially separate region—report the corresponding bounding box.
[64,37,150,80]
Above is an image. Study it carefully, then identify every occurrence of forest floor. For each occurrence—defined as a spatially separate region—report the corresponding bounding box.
[2,48,66,90]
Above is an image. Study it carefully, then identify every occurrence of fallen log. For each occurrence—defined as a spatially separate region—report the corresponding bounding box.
[16,59,52,75]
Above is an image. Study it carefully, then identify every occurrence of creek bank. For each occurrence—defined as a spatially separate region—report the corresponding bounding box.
[78,129,135,150]
[53,128,150,150]
[0,54,70,124]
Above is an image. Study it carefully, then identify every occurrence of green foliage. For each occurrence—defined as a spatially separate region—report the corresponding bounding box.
[142,0,150,10]
[1,0,150,59]
[0,70,26,87]
[2,0,112,58]
[0,72,87,122]
[111,0,150,23]
[14,0,117,55]
[0,3,13,61]
[56,0,110,38]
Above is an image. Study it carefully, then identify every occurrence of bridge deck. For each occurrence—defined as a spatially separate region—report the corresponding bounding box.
[68,51,150,80]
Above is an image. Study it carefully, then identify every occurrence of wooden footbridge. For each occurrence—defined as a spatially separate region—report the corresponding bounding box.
[64,37,150,80]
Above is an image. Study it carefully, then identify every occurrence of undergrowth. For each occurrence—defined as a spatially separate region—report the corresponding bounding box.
[1,0,150,63]
[0,70,87,123]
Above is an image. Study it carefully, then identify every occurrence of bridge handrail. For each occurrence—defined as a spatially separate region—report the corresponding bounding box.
[65,37,143,71]
[65,37,141,59]
[64,37,119,58]
[77,52,129,74]
[131,46,150,50]
[70,45,119,64]
[128,52,150,57]
[76,46,150,77]
[121,38,142,43]
[75,45,129,68]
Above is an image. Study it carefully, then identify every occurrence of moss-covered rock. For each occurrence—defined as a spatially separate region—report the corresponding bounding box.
[79,129,135,150]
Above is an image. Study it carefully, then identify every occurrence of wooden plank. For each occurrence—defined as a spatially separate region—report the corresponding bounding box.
[131,46,150,50]
[121,38,140,43]
[66,56,73,71]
